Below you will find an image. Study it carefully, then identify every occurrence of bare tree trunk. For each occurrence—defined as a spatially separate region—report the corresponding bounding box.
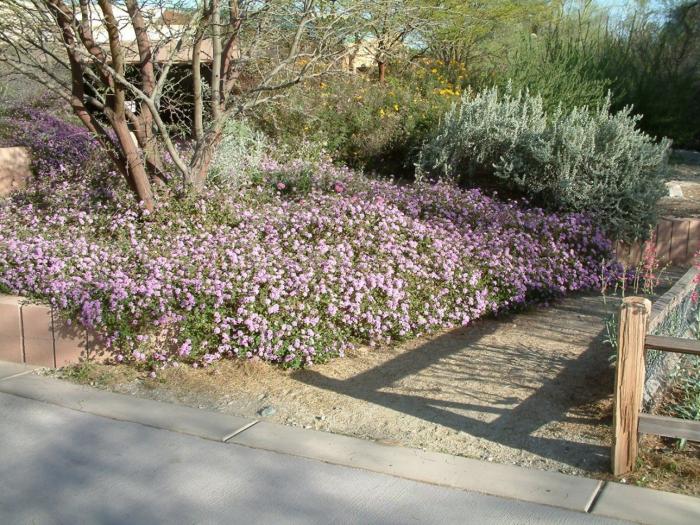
[47,0,132,187]
[210,0,222,121]
[112,116,155,210]
[189,125,223,187]
[222,2,242,103]
[187,0,223,189]
[125,0,163,173]
[192,29,205,143]
[378,61,387,82]
[98,0,154,210]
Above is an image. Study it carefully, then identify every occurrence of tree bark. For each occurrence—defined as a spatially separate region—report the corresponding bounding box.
[46,0,134,190]
[111,115,155,210]
[125,0,163,172]
[210,0,223,122]
[222,1,242,103]
[192,29,205,143]
[189,125,223,188]
[98,0,155,209]
[378,61,387,82]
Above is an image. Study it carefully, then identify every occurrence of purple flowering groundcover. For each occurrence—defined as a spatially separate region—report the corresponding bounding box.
[0,110,614,371]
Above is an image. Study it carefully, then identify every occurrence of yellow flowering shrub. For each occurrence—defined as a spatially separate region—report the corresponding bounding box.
[252,59,473,175]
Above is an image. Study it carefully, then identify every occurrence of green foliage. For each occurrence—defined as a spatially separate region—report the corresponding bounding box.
[500,2,700,148]
[671,357,700,424]
[253,66,458,175]
[604,312,618,358]
[597,3,700,148]
[208,119,269,188]
[424,0,552,76]
[254,1,698,179]
[505,29,611,112]
[419,86,670,241]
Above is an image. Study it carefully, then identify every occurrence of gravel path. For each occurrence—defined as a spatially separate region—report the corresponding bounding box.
[658,150,700,217]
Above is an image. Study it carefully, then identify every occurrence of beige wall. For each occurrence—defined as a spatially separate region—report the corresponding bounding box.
[344,39,379,72]
[0,147,31,197]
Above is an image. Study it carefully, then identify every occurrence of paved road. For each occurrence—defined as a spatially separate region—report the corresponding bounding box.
[0,392,627,525]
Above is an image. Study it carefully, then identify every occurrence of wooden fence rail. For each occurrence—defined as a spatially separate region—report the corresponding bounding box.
[645,334,700,356]
[612,296,700,476]
[638,414,700,442]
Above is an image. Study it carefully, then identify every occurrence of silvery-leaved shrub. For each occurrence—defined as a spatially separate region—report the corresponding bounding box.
[208,118,269,188]
[418,86,670,241]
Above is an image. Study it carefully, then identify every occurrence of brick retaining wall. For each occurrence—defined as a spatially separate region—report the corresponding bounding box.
[0,296,106,368]
[616,217,700,267]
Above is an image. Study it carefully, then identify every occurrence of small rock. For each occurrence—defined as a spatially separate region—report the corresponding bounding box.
[666,182,684,198]
[257,393,266,401]
[258,406,277,417]
[316,415,326,421]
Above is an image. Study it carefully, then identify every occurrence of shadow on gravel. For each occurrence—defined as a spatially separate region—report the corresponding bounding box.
[293,293,618,471]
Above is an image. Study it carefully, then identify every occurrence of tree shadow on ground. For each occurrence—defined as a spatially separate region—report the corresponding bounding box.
[292,293,619,471]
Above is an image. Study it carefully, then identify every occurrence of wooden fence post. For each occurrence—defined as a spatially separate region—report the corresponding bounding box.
[612,296,651,476]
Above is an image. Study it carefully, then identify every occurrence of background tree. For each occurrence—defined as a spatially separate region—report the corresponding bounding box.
[350,0,433,82]
[600,0,700,145]
[0,0,362,209]
[501,0,700,144]
[420,1,552,80]
[503,1,613,111]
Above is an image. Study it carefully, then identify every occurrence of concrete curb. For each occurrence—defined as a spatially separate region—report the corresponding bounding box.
[228,420,601,512]
[0,369,255,442]
[0,361,697,524]
[590,481,700,524]
[0,361,36,381]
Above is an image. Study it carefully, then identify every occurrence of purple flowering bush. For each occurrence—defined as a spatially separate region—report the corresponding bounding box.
[0,106,103,175]
[0,111,615,370]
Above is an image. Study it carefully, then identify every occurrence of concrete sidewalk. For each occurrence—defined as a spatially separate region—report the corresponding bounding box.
[0,361,698,524]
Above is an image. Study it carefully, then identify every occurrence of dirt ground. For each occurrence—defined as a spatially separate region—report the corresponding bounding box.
[658,150,700,217]
[624,429,700,497]
[56,271,684,483]
[624,353,700,496]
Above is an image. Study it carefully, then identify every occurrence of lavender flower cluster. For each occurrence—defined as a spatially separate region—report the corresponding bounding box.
[0,106,101,177]
[0,111,614,370]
